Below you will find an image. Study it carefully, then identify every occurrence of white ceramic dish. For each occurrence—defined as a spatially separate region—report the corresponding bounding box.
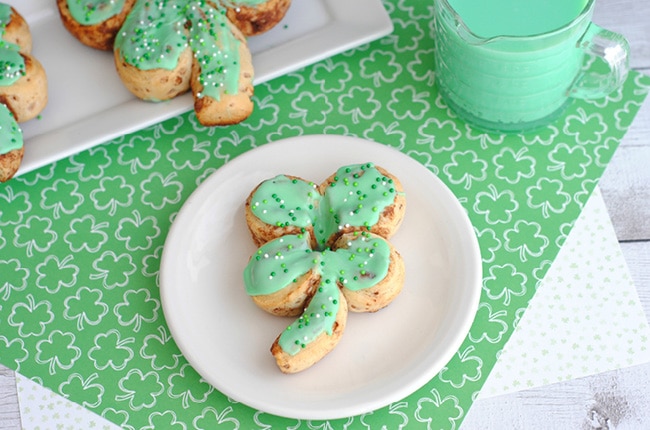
[160,135,482,420]
[8,0,393,176]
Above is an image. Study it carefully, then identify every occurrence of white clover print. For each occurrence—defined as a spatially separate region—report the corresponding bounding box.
[526,178,572,218]
[443,150,488,190]
[468,303,509,344]
[439,345,483,389]
[88,329,135,371]
[383,19,424,52]
[142,411,187,430]
[387,86,430,121]
[520,125,560,146]
[101,408,135,430]
[493,147,536,184]
[90,176,135,216]
[64,215,110,253]
[118,136,162,174]
[415,389,464,430]
[360,50,402,85]
[407,48,436,87]
[310,59,353,93]
[13,215,57,257]
[0,187,32,225]
[40,179,84,219]
[547,143,593,180]
[363,122,407,151]
[167,135,211,171]
[90,251,137,289]
[63,287,109,330]
[563,107,608,144]
[473,185,519,225]
[239,94,280,132]
[505,220,549,262]
[59,373,105,409]
[406,149,440,175]
[462,125,506,149]
[66,146,113,180]
[35,255,79,294]
[116,369,164,411]
[0,337,28,371]
[167,363,215,408]
[416,117,462,153]
[192,406,240,430]
[289,92,334,126]
[483,263,528,306]
[0,259,28,300]
[35,330,81,375]
[338,86,382,124]
[113,289,160,332]
[360,402,409,430]
[116,210,161,252]
[213,132,257,164]
[140,326,183,371]
[140,172,183,210]
[475,228,502,264]
[8,294,54,337]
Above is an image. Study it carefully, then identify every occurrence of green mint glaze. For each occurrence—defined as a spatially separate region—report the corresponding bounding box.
[0,4,25,87]
[66,0,126,25]
[250,175,320,230]
[0,103,23,155]
[317,163,398,247]
[251,163,399,249]
[278,280,341,355]
[244,232,392,355]
[243,234,317,296]
[114,0,242,100]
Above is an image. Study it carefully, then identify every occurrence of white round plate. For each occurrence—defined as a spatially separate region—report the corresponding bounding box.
[160,135,482,420]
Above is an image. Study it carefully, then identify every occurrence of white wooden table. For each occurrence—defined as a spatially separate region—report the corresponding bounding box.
[1,0,648,428]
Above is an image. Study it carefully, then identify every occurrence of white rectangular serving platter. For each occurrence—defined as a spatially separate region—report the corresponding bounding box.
[6,0,393,176]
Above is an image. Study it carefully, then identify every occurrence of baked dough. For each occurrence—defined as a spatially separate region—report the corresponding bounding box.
[0,4,48,182]
[56,0,291,126]
[243,163,407,373]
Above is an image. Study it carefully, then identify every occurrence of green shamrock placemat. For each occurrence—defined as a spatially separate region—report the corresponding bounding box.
[1,0,649,428]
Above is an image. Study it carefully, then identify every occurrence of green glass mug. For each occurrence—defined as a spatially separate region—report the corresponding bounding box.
[433,0,630,133]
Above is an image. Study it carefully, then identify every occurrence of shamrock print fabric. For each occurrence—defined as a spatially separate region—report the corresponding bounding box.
[2,0,650,428]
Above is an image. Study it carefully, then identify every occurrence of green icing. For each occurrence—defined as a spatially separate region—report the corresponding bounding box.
[250,163,399,249]
[114,0,242,101]
[0,3,25,88]
[0,103,23,155]
[243,232,392,355]
[66,0,126,25]
[249,175,320,230]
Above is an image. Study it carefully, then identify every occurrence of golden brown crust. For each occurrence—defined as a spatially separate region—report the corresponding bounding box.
[0,54,48,123]
[250,270,319,317]
[114,47,193,101]
[246,165,407,373]
[271,290,347,374]
[191,23,254,126]
[225,0,292,36]
[0,146,25,183]
[0,6,48,182]
[56,0,137,51]
[244,175,317,248]
[3,6,32,54]
[319,166,406,247]
[335,233,406,313]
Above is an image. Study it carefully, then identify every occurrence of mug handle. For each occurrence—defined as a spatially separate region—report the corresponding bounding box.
[569,23,630,99]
